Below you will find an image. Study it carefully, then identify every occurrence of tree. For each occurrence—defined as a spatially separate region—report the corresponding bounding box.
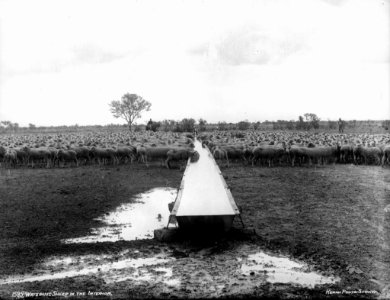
[382,120,390,131]
[13,123,19,132]
[304,113,320,130]
[237,120,250,131]
[218,121,228,131]
[0,120,19,132]
[109,93,151,131]
[29,123,36,130]
[328,120,337,130]
[198,118,207,132]
[286,120,295,130]
[146,119,161,132]
[253,121,261,130]
[179,118,196,132]
[161,119,177,132]
[1,120,12,129]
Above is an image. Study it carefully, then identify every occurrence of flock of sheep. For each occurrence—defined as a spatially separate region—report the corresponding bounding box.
[200,131,390,167]
[0,131,198,169]
[0,130,389,169]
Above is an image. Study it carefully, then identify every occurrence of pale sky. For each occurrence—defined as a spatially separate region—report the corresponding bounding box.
[0,0,389,126]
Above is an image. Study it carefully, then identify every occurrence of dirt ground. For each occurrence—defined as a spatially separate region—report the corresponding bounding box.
[222,164,390,298]
[0,163,389,299]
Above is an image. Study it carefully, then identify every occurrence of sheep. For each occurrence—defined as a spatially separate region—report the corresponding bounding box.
[365,147,382,165]
[22,146,51,168]
[353,145,382,165]
[0,146,6,167]
[212,147,229,167]
[243,146,254,165]
[339,144,354,163]
[115,146,137,164]
[4,149,18,168]
[15,148,29,165]
[300,146,339,166]
[382,145,390,166]
[71,146,92,165]
[136,145,147,164]
[142,147,175,167]
[252,145,286,167]
[165,149,199,169]
[47,147,59,167]
[90,147,117,165]
[222,145,247,164]
[288,145,305,167]
[57,149,78,167]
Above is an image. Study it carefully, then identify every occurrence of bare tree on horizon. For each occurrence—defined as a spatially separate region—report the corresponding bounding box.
[109,93,151,131]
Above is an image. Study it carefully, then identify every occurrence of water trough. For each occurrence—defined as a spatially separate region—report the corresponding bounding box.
[169,139,241,232]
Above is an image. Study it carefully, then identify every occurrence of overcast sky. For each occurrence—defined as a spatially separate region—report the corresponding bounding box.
[0,0,389,126]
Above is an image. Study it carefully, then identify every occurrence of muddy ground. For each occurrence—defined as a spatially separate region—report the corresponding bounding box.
[0,163,389,299]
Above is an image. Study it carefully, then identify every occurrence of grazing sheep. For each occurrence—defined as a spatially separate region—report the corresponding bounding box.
[165,149,199,169]
[382,145,390,166]
[288,145,305,167]
[71,146,92,165]
[243,146,254,164]
[223,145,247,164]
[47,147,59,167]
[213,147,229,167]
[136,145,147,164]
[353,145,382,165]
[252,145,286,167]
[143,147,175,167]
[0,146,6,167]
[1,130,389,170]
[90,147,117,165]
[339,144,353,163]
[57,149,78,167]
[22,146,51,168]
[115,146,137,164]
[300,146,340,166]
[15,148,29,165]
[4,149,18,168]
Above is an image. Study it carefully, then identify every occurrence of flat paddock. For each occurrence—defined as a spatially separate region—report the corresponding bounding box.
[0,163,389,298]
[222,163,390,294]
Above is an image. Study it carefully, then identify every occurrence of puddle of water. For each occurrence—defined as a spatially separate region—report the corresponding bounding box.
[0,244,338,293]
[112,267,180,286]
[154,268,180,285]
[0,254,175,286]
[63,187,178,243]
[241,252,338,287]
[164,278,181,286]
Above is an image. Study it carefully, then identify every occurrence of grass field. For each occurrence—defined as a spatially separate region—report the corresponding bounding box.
[0,163,389,298]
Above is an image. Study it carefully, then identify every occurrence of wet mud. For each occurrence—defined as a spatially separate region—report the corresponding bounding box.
[0,239,342,299]
[0,163,389,298]
[63,188,177,243]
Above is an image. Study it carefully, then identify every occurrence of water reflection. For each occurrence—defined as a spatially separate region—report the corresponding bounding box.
[0,245,339,292]
[241,251,338,287]
[0,252,176,286]
[63,187,177,243]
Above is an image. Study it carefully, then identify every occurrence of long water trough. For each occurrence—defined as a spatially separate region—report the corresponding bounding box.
[169,139,240,232]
